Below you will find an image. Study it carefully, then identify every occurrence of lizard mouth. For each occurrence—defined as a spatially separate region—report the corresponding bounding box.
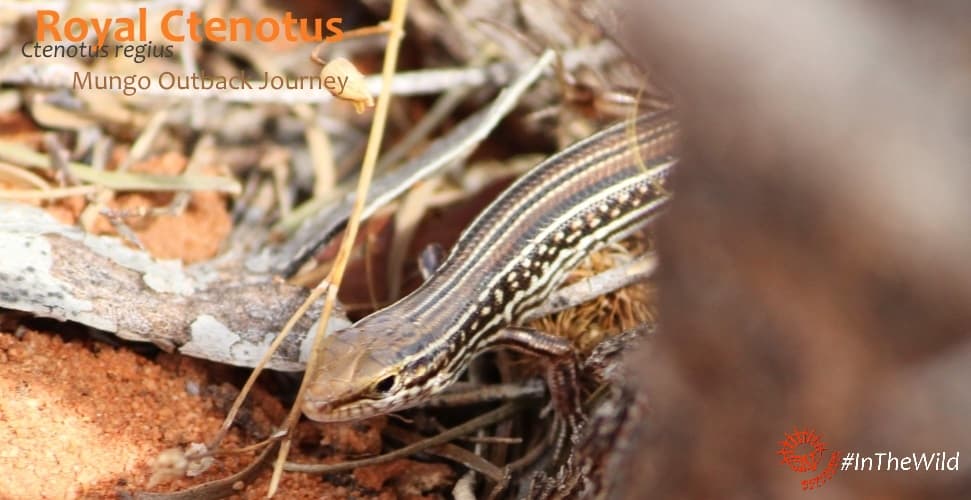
[301,393,387,423]
[301,400,354,423]
[301,393,356,422]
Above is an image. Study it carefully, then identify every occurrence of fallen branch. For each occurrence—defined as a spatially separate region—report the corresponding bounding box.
[0,202,350,371]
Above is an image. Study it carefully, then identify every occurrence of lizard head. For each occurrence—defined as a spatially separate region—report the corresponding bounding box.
[302,313,434,422]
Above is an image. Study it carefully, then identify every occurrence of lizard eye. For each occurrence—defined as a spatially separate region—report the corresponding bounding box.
[373,374,397,394]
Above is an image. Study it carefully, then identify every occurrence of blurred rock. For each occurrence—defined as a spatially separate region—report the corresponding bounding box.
[599,0,971,498]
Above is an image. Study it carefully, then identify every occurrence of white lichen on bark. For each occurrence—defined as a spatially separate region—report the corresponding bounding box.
[0,202,349,370]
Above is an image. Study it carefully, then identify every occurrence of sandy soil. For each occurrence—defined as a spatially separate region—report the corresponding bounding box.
[0,329,454,498]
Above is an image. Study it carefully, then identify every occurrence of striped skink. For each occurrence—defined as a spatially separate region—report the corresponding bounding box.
[302,111,678,423]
